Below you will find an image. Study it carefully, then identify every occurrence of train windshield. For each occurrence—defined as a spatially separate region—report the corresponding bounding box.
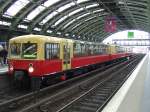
[10,43,21,57]
[22,43,37,59]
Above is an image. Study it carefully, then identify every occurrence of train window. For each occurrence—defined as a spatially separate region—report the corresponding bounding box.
[117,46,124,53]
[87,44,94,55]
[74,43,87,56]
[22,43,37,59]
[73,43,82,57]
[103,45,108,54]
[81,43,85,56]
[45,43,60,59]
[99,45,107,54]
[91,44,94,55]
[93,45,99,55]
[63,44,70,59]
[10,43,21,56]
[85,44,90,56]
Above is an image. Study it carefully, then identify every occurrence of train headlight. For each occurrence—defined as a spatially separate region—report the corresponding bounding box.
[9,65,14,71]
[28,63,34,73]
[28,67,34,73]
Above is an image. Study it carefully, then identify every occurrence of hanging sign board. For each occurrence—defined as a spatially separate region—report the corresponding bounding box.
[104,16,116,32]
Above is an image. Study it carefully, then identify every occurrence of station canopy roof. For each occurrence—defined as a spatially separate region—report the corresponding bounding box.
[0,0,149,42]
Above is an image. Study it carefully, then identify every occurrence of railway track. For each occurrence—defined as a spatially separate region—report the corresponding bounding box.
[0,72,39,104]
[0,73,30,104]
[56,56,139,112]
[0,58,125,104]
[0,54,144,112]
[0,88,30,104]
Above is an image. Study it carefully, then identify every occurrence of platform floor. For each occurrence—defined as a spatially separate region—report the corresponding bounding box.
[141,53,150,112]
[0,65,8,74]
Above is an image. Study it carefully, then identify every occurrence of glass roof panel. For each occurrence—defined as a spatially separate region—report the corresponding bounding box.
[85,16,96,21]
[53,4,100,26]
[57,32,61,35]
[63,19,76,28]
[47,30,53,33]
[2,14,12,18]
[0,21,11,26]
[118,1,125,5]
[71,23,81,30]
[77,0,90,4]
[85,4,99,8]
[4,0,30,16]
[18,24,28,29]
[69,8,84,16]
[40,1,100,26]
[65,33,69,36]
[57,2,75,12]
[43,0,61,7]
[93,9,104,13]
[26,0,62,21]
[54,16,68,26]
[34,27,41,31]
[26,6,45,20]
[40,2,75,24]
[77,13,90,19]
[63,12,91,28]
[40,11,58,24]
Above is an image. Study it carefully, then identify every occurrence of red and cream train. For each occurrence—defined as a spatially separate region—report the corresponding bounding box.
[8,35,132,87]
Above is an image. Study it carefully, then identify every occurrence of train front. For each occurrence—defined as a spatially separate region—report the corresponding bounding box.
[8,35,44,88]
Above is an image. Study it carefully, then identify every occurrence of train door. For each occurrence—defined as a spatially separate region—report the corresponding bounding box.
[62,42,71,71]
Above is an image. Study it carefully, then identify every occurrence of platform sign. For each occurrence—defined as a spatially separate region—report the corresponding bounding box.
[128,31,134,38]
[104,16,116,32]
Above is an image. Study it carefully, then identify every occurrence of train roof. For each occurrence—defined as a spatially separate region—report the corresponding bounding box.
[9,34,74,43]
[9,34,109,46]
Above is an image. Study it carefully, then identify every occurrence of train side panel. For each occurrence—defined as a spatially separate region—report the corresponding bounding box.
[71,54,110,68]
[110,53,128,60]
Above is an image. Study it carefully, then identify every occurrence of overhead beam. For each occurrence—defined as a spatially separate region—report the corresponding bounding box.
[10,0,44,29]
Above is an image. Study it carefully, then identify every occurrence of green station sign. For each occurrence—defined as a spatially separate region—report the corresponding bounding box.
[128,31,134,38]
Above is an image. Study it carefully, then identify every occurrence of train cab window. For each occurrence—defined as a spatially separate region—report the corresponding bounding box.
[10,43,21,56]
[22,43,37,59]
[45,43,60,59]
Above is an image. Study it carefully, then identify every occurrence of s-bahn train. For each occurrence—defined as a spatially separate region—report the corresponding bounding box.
[8,35,132,88]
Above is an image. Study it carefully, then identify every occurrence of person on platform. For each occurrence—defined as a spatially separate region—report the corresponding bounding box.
[0,47,8,65]
[0,45,3,66]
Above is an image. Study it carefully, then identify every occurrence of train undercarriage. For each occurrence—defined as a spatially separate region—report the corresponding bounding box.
[9,56,129,90]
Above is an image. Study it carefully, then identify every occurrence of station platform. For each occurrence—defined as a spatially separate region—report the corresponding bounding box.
[0,65,8,74]
[0,66,9,89]
[102,53,150,112]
